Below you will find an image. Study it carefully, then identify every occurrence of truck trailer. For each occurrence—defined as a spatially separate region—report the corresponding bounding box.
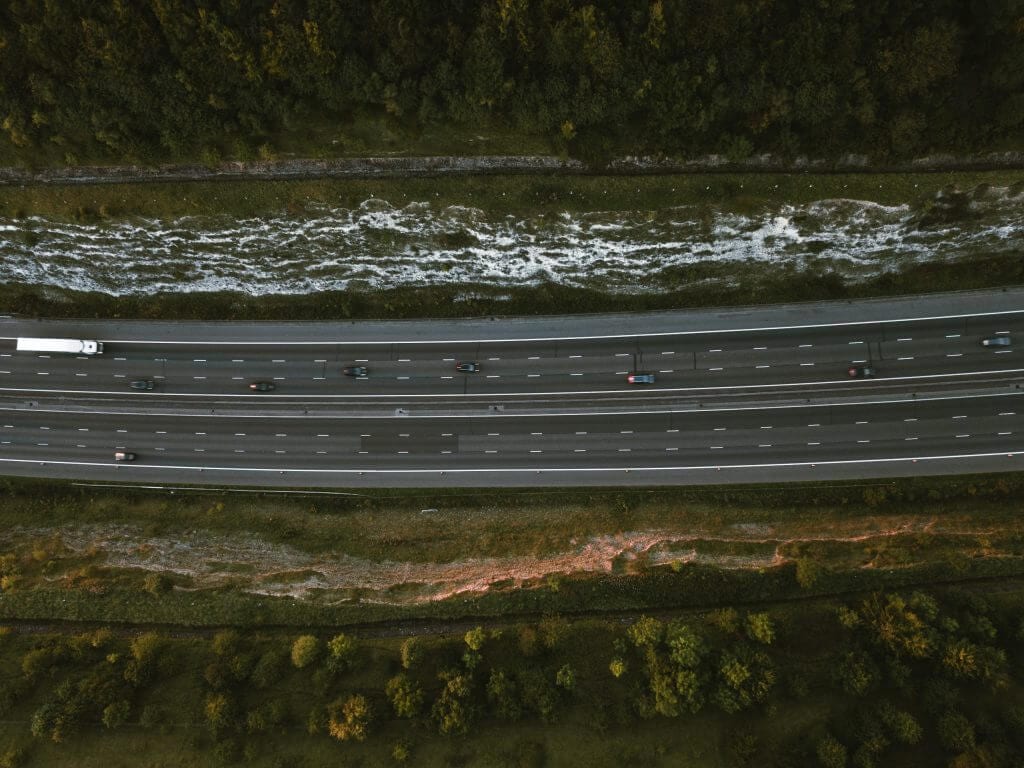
[16,337,104,355]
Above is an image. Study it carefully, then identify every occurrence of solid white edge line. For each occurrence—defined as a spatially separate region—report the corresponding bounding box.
[4,307,1023,346]
[2,451,1016,474]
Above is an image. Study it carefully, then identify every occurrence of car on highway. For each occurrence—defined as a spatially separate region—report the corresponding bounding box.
[129,379,154,390]
[248,381,276,392]
[455,361,479,373]
[981,335,1011,347]
[847,365,875,378]
[114,451,136,462]
[342,366,368,377]
[627,372,656,384]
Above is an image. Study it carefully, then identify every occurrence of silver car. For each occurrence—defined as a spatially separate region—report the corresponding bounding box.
[981,336,1011,347]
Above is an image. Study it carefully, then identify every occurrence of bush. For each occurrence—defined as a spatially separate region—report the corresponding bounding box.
[290,636,320,669]
[400,637,424,670]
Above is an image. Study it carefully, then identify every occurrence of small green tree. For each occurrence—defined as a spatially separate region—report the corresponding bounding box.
[627,616,664,648]
[204,692,236,738]
[879,703,922,745]
[836,651,879,696]
[291,635,320,669]
[464,626,486,652]
[432,669,473,736]
[745,613,775,645]
[386,674,425,718]
[327,633,357,672]
[486,669,522,721]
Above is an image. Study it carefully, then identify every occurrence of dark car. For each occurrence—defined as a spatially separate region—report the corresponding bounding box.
[847,365,875,378]
[455,361,479,373]
[342,366,368,377]
[129,379,154,390]
[114,451,136,462]
[248,381,276,392]
[627,372,656,384]
[981,336,1012,347]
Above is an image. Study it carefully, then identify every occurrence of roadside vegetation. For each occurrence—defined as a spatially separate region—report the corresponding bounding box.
[1,2,1021,167]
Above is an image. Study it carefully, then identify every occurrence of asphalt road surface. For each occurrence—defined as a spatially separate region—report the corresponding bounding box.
[0,288,1022,487]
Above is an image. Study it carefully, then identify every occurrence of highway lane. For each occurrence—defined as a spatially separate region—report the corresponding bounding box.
[0,290,1022,486]
[0,390,1020,468]
[0,319,1021,399]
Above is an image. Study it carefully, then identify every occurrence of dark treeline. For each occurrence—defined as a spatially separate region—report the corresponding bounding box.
[0,0,1022,166]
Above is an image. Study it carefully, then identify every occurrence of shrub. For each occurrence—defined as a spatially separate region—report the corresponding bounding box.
[555,664,576,691]
[609,658,627,678]
[627,616,664,648]
[400,637,424,670]
[290,635,320,669]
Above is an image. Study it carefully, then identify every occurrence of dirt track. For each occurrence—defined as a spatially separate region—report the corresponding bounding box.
[2,151,1023,186]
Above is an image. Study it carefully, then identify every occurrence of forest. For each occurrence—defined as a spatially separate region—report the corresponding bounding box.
[1,0,1022,166]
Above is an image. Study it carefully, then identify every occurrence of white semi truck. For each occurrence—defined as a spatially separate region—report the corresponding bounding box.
[16,337,104,355]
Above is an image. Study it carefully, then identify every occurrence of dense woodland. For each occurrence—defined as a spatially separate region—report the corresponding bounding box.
[1,0,1022,166]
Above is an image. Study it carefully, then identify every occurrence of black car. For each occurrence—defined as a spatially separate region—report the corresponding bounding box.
[248,381,276,392]
[114,451,136,462]
[342,366,368,377]
[847,365,875,378]
[129,379,154,390]
[455,361,479,373]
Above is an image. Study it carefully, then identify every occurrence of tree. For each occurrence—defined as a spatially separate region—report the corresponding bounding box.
[400,637,424,670]
[486,669,522,721]
[627,616,664,648]
[204,692,236,738]
[291,635,320,669]
[101,700,130,729]
[327,694,372,742]
[666,621,706,668]
[327,633,357,673]
[609,658,627,678]
[938,711,976,753]
[432,669,474,736]
[745,613,775,645]
[464,626,486,652]
[816,734,848,768]
[385,674,424,718]
[835,651,879,696]
[879,704,922,745]
[796,557,822,589]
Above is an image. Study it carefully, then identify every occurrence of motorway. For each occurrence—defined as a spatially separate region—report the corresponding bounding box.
[0,288,1022,487]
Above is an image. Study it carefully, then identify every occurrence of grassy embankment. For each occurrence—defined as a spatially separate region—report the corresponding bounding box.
[0,170,1021,320]
[1,472,1023,629]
